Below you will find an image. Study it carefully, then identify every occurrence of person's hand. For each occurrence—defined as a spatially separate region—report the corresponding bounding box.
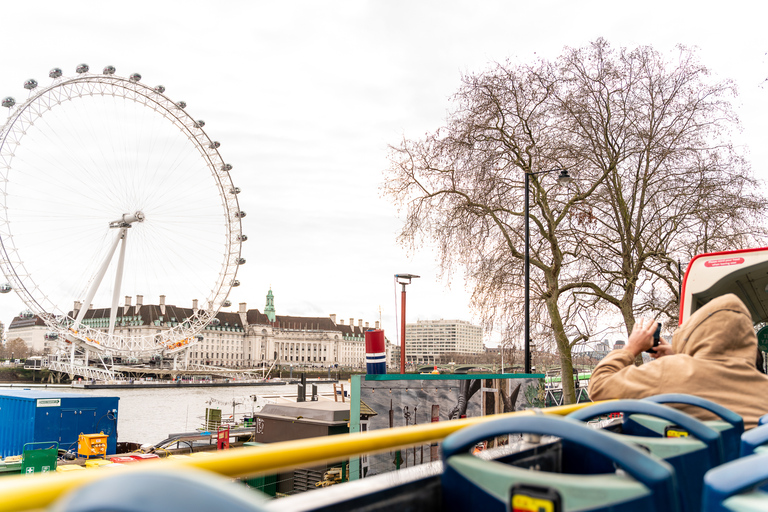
[626,318,658,357]
[649,337,675,360]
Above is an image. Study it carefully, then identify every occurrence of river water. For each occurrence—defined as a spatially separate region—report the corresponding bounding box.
[2,383,338,444]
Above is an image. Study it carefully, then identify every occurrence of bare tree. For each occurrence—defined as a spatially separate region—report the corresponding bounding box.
[384,40,767,404]
[2,338,30,360]
[385,55,605,404]
[559,41,768,347]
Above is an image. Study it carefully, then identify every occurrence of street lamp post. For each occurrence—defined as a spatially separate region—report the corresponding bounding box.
[524,168,572,374]
[396,273,420,374]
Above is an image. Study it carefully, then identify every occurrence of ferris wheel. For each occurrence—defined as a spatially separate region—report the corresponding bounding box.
[0,64,246,356]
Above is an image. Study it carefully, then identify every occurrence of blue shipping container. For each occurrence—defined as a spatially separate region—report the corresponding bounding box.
[0,390,119,458]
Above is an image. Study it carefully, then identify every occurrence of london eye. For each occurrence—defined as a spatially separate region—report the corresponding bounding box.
[0,65,245,359]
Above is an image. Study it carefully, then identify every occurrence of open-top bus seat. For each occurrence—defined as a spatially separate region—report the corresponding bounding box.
[441,414,680,512]
[568,399,724,512]
[702,451,768,512]
[639,394,743,462]
[51,467,269,512]
[741,422,768,457]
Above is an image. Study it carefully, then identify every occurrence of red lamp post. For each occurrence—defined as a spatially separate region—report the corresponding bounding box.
[396,274,419,374]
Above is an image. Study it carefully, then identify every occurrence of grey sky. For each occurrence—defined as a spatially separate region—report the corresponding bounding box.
[1,1,766,346]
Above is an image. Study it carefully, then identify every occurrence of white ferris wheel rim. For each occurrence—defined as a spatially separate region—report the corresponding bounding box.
[0,69,244,355]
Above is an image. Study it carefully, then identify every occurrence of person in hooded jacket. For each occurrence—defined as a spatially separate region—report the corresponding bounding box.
[589,293,768,429]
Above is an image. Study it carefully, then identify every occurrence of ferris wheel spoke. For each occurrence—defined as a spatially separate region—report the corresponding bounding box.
[73,227,124,331]
[109,228,128,336]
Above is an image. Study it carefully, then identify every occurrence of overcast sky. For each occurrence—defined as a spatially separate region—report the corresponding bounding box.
[0,0,766,347]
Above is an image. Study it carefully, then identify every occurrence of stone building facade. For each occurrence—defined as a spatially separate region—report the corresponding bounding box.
[7,289,391,369]
[403,319,483,364]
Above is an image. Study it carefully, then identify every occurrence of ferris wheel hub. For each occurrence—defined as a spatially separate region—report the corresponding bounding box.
[109,211,145,228]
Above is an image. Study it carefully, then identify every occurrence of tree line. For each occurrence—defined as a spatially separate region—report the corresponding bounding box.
[0,338,32,360]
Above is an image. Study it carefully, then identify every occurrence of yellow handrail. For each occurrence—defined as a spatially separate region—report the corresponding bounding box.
[0,401,601,511]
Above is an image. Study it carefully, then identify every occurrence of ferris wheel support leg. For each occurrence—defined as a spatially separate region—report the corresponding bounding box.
[184,349,190,370]
[109,230,128,336]
[73,228,124,331]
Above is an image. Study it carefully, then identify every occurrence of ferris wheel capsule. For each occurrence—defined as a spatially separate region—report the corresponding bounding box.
[209,141,220,149]
[20,309,34,319]
[230,187,241,195]
[222,300,232,308]
[237,234,248,242]
[2,97,16,108]
[0,283,11,293]
[44,331,59,341]
[194,120,205,128]
[24,79,38,90]
[49,68,62,79]
[176,101,186,109]
[76,63,89,74]
[155,85,166,93]
[103,65,116,75]
[235,211,246,219]
[231,280,240,287]
[195,334,204,342]
[236,258,246,265]
[210,318,221,327]
[221,163,232,172]
[129,73,142,82]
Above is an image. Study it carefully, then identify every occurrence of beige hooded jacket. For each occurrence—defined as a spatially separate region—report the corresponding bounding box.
[590,294,768,429]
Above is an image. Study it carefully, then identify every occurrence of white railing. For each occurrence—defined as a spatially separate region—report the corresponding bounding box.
[45,360,117,380]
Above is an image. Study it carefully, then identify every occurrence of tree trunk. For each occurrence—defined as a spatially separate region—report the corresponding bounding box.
[546,296,577,404]
[619,298,643,366]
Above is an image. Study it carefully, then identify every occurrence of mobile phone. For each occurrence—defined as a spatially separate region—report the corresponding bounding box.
[647,322,662,354]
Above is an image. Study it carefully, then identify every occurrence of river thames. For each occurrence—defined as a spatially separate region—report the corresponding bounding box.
[1,383,338,444]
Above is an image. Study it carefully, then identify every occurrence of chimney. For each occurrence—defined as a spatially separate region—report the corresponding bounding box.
[192,299,198,311]
[358,319,363,328]
[125,296,132,307]
[136,295,143,306]
[330,314,336,324]
[159,295,166,306]
[339,319,344,325]
[89,303,94,310]
[350,318,354,328]
[74,301,81,314]
[239,302,246,314]
[375,321,380,329]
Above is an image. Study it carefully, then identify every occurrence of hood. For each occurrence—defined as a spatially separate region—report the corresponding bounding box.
[672,293,757,364]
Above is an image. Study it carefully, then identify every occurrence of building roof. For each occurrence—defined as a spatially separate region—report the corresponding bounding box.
[8,289,384,340]
[10,303,377,338]
[8,315,47,329]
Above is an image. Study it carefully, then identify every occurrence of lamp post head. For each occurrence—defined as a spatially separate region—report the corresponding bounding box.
[557,169,573,185]
[395,273,420,285]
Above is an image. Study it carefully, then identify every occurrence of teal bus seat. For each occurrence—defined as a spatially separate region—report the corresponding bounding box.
[640,394,743,462]
[52,467,269,512]
[741,423,768,457]
[568,399,723,512]
[702,451,768,512]
[441,415,680,512]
